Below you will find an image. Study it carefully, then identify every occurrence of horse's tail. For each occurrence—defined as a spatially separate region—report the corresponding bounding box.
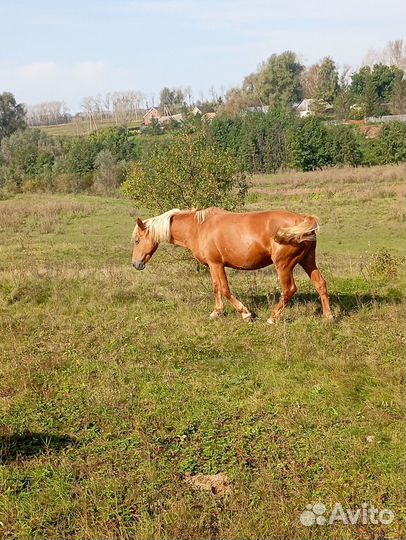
[274,215,320,244]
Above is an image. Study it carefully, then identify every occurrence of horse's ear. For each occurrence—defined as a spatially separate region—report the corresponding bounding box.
[137,217,146,231]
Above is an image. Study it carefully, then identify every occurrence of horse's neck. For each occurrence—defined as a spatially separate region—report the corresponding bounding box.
[169,213,196,249]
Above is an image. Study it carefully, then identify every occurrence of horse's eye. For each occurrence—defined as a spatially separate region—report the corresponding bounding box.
[135,239,140,245]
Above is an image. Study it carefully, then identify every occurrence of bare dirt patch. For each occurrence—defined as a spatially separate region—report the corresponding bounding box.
[184,473,232,495]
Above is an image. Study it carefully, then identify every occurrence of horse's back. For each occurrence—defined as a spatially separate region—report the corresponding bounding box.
[195,208,313,270]
[202,209,307,234]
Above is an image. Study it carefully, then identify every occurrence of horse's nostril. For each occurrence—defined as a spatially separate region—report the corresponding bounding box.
[133,260,146,271]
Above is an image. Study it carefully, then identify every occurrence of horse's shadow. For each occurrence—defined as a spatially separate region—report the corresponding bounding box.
[246,292,401,317]
[0,431,77,464]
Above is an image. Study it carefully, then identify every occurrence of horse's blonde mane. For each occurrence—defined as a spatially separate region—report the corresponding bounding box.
[132,208,183,243]
[195,208,212,223]
[132,207,220,243]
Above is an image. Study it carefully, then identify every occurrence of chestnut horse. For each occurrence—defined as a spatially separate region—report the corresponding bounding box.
[131,208,333,323]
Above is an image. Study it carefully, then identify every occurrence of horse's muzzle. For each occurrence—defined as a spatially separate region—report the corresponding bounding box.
[133,260,146,271]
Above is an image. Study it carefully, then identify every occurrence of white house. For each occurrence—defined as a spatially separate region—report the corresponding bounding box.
[296,99,333,117]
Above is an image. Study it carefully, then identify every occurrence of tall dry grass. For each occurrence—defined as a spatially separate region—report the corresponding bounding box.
[0,197,92,234]
[254,164,405,188]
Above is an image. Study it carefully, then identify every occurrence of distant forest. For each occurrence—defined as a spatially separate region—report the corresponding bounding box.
[0,39,405,195]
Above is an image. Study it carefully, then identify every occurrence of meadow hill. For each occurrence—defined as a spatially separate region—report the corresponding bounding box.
[0,39,405,540]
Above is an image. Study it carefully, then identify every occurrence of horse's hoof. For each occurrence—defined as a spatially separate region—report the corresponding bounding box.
[210,311,222,320]
[242,312,253,322]
[325,314,334,323]
[266,318,276,325]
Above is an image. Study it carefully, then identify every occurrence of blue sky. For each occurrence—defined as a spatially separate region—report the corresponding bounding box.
[1,0,405,112]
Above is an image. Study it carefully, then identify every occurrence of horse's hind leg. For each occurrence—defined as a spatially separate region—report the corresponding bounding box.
[299,246,333,320]
[209,263,252,320]
[267,265,297,324]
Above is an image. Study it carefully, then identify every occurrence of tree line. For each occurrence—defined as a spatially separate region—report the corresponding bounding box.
[0,108,405,197]
[209,109,405,172]
[221,40,405,118]
[0,37,405,198]
[6,38,406,133]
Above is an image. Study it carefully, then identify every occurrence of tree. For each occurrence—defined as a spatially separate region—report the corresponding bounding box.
[108,91,143,127]
[221,87,252,116]
[89,127,141,161]
[315,57,339,103]
[254,51,304,106]
[363,39,405,70]
[302,63,321,99]
[377,122,406,163]
[333,88,353,120]
[384,39,406,70]
[390,72,406,114]
[0,92,26,141]
[362,76,382,117]
[184,85,193,107]
[221,51,304,113]
[371,64,400,102]
[159,87,185,112]
[81,96,98,131]
[350,66,373,96]
[350,64,402,115]
[26,101,69,126]
[122,127,249,213]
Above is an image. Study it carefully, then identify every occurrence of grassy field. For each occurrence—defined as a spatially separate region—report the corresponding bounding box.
[0,164,404,539]
[38,117,142,137]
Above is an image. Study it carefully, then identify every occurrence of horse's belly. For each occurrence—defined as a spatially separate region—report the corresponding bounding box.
[198,230,273,269]
[225,258,272,270]
[224,249,273,270]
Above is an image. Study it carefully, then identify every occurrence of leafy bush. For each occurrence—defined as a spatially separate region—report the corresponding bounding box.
[289,117,333,171]
[0,129,60,188]
[376,122,406,164]
[65,137,100,177]
[122,128,249,213]
[93,149,127,194]
[88,127,142,161]
[0,126,143,193]
[327,125,362,166]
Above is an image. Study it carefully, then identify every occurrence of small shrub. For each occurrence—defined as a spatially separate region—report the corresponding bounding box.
[370,249,400,278]
[122,127,249,213]
[93,149,127,195]
[377,122,406,164]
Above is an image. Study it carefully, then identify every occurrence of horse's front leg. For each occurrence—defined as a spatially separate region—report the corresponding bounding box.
[209,264,224,319]
[209,263,252,321]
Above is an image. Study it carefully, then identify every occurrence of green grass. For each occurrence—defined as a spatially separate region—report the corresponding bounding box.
[0,165,405,539]
[38,117,142,137]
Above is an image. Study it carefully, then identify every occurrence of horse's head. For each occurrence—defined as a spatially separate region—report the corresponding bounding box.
[131,218,158,270]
